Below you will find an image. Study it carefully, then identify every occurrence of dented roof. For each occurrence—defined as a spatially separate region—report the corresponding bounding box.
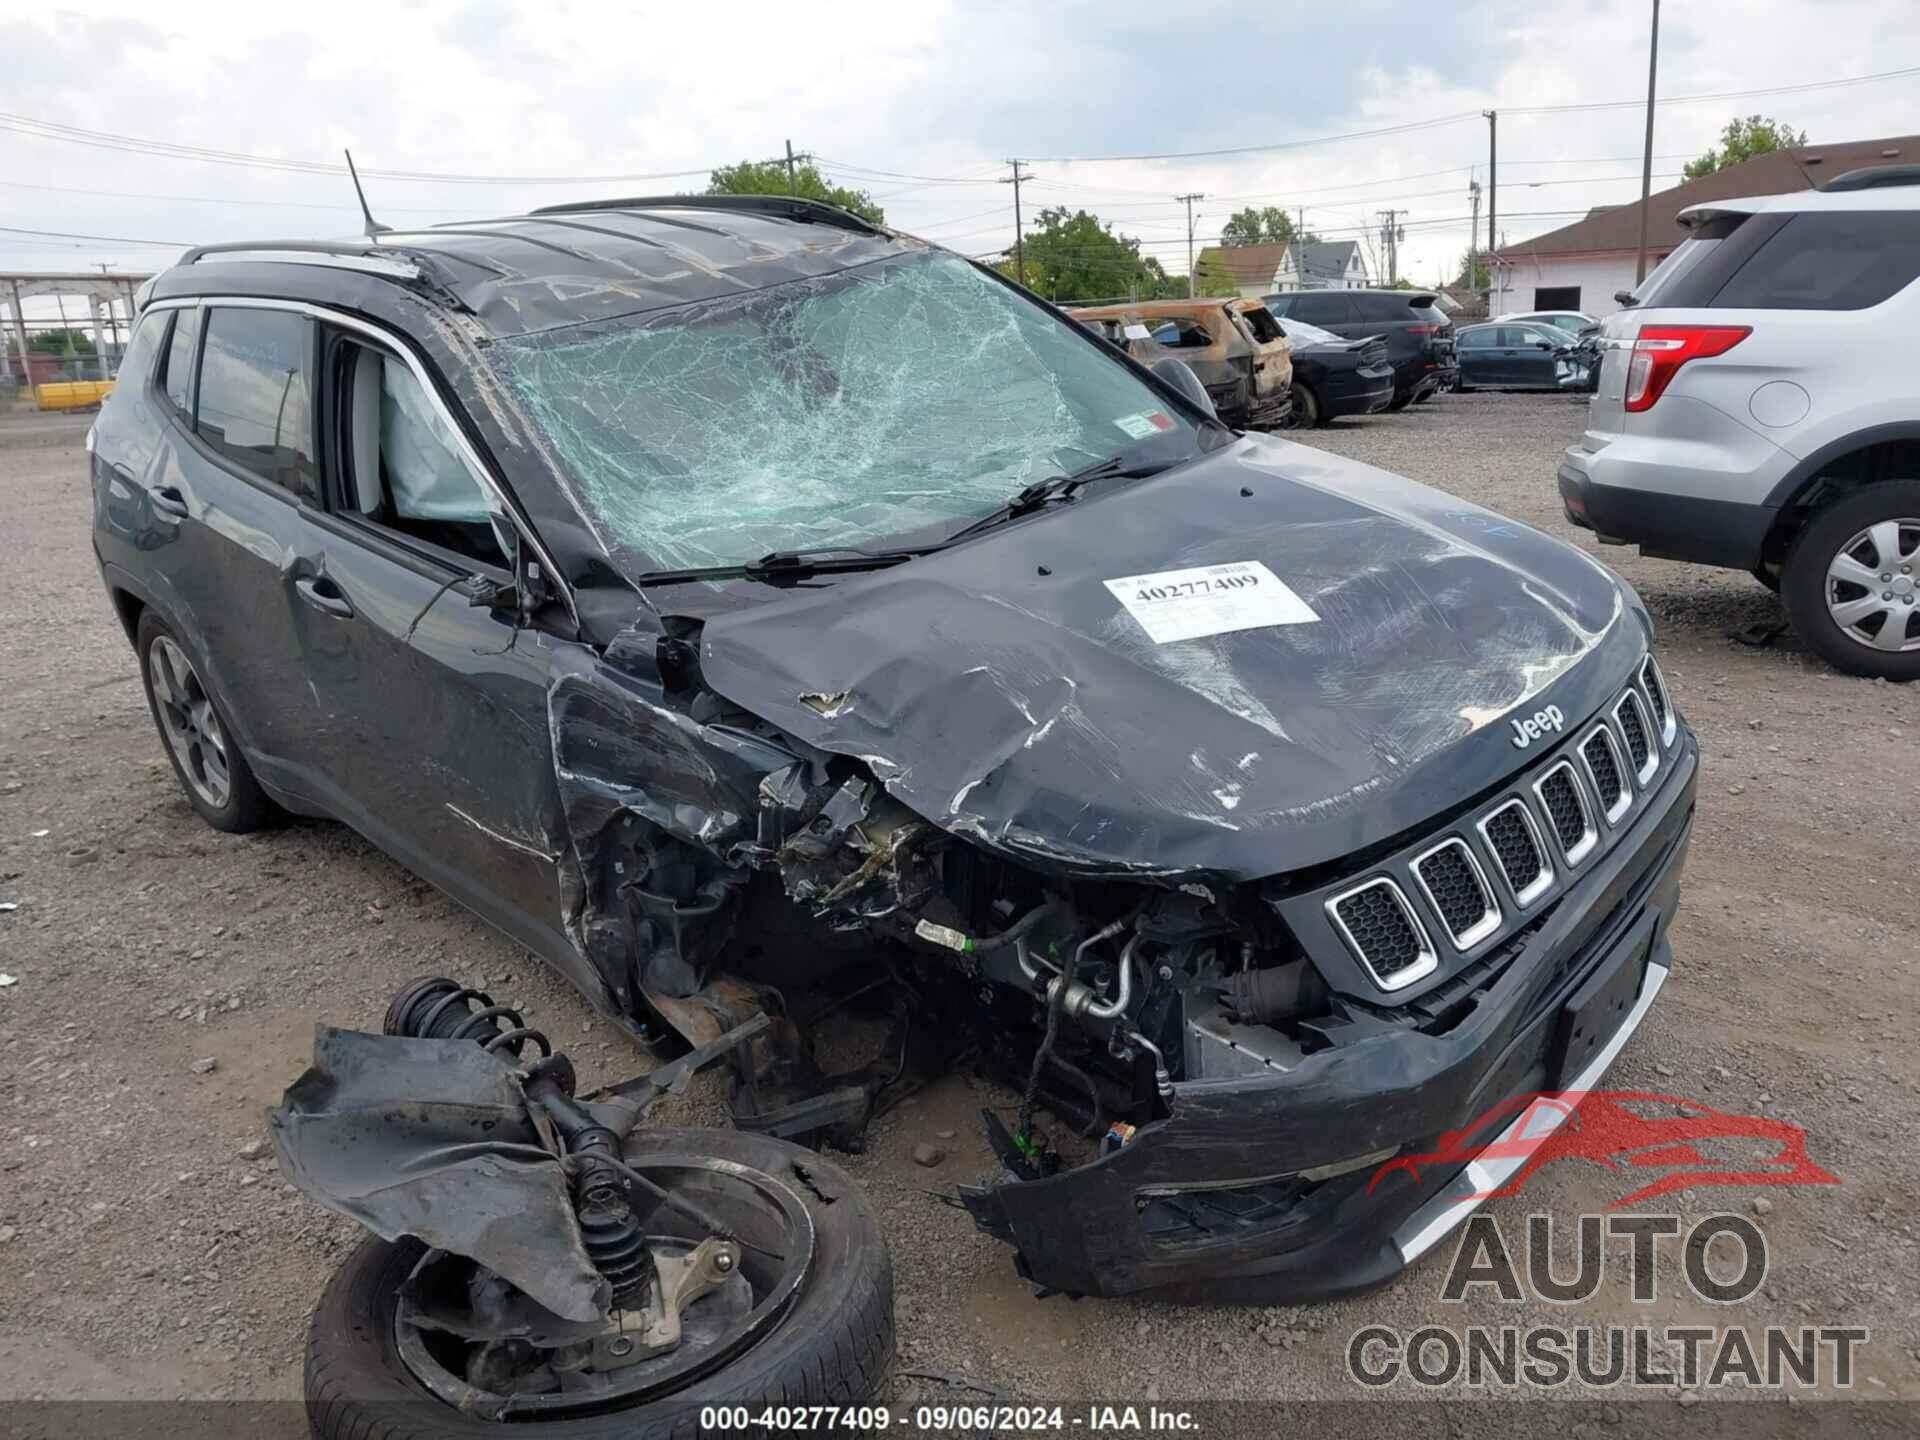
[170,198,919,337]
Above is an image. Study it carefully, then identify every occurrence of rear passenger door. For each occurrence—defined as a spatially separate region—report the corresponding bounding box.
[287,327,567,958]
[96,301,322,792]
[1287,292,1360,336]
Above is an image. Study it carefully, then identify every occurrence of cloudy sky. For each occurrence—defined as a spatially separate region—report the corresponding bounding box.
[4,0,1917,310]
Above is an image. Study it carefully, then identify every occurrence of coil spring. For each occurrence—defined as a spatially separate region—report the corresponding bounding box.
[576,1199,653,1309]
[383,975,552,1059]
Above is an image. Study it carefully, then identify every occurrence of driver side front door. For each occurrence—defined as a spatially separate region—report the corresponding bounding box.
[284,322,581,981]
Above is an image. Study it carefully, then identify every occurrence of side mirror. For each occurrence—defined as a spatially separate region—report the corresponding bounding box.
[1535,340,1553,350]
[1613,290,1638,307]
[1150,357,1217,421]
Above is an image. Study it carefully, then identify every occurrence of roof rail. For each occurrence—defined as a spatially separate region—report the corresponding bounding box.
[179,239,422,281]
[1817,163,1920,193]
[528,193,888,236]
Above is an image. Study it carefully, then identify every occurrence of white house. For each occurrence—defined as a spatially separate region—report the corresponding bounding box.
[1272,241,1369,290]
[1488,133,1918,317]
[1193,238,1372,301]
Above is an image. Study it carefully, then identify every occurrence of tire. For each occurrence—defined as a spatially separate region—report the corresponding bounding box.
[1751,563,1781,594]
[1286,383,1320,429]
[1386,392,1412,412]
[304,1127,895,1440]
[135,610,276,832]
[1781,483,1920,681]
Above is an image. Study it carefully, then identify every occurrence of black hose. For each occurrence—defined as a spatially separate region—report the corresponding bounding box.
[1017,945,1082,1147]
[970,899,1067,954]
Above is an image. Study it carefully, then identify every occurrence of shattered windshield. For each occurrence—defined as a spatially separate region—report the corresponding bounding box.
[493,251,1200,571]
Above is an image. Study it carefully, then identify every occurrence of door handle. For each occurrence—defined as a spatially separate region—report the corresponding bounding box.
[151,486,190,518]
[295,575,355,619]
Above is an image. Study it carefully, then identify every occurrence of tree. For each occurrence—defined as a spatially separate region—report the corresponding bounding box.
[29,328,94,356]
[1455,252,1490,291]
[1220,205,1294,247]
[1190,251,1239,298]
[993,207,1184,304]
[704,159,885,225]
[1684,115,1807,181]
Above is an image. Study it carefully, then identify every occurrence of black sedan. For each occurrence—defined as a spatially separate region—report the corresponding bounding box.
[1269,316,1395,426]
[1453,321,1576,391]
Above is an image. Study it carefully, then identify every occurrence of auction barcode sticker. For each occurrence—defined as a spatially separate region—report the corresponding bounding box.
[1104,561,1318,644]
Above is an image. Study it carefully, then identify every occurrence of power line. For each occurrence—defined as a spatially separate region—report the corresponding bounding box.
[0,111,729,185]
[899,62,1920,168]
[0,178,476,215]
[1022,112,1480,164]
[0,224,191,247]
[1505,62,1920,115]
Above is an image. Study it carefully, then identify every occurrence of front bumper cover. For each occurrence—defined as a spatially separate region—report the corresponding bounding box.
[961,729,1697,1302]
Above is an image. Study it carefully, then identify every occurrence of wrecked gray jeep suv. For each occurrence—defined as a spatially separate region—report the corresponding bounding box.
[91,197,1697,1321]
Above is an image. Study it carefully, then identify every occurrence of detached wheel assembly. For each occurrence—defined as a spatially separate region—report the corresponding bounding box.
[1783,483,1920,680]
[292,981,894,1439]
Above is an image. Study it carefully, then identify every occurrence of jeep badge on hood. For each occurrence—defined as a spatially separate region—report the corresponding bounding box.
[1511,704,1567,749]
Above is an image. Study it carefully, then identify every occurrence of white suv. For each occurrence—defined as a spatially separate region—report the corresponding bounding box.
[1558,164,1920,679]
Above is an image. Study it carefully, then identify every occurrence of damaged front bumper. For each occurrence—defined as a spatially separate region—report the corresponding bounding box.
[961,730,1697,1301]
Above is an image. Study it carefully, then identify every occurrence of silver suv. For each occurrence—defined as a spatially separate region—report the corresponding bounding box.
[1558,165,1920,679]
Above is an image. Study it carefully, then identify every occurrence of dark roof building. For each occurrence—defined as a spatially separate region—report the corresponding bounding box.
[1489,133,1917,316]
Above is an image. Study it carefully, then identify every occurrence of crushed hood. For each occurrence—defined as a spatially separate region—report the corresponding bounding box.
[697,435,1643,881]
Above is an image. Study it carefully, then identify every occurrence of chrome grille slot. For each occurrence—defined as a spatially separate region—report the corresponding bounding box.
[1326,878,1437,990]
[1533,761,1597,865]
[1412,838,1500,949]
[1580,725,1631,825]
[1476,799,1553,906]
[1640,656,1676,746]
[1613,690,1657,784]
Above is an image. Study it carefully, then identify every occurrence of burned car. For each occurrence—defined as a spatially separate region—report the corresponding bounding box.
[1073,298,1294,428]
[91,197,1696,1324]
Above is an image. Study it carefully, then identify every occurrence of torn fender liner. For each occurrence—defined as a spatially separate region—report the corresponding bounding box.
[545,641,801,998]
[696,437,1638,882]
[268,1026,610,1322]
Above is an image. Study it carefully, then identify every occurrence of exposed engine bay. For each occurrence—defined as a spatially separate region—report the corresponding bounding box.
[551,621,1349,1173]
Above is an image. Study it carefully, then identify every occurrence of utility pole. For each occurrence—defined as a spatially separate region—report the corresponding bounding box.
[1483,110,1497,258]
[1483,108,1498,309]
[1001,160,1033,284]
[1175,192,1205,297]
[1377,210,1404,286]
[1468,180,1482,293]
[784,139,798,194]
[1634,0,1662,283]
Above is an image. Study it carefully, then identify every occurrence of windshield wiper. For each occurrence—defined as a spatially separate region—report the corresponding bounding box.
[938,452,1173,547]
[632,546,933,588]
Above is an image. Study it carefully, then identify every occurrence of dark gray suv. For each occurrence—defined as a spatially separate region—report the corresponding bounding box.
[1265,288,1459,408]
[89,196,1695,1305]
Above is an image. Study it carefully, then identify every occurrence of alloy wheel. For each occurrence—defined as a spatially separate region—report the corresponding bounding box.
[1825,518,1920,653]
[147,636,233,808]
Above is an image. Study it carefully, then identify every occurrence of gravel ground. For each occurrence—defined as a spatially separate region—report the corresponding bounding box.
[1,394,1916,1425]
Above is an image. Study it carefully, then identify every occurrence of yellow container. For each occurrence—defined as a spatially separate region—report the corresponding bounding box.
[35,379,116,411]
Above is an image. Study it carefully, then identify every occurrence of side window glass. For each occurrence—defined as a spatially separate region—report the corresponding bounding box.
[1713,212,1920,311]
[1294,294,1351,325]
[114,310,166,390]
[161,307,202,417]
[197,308,317,499]
[341,341,512,570]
